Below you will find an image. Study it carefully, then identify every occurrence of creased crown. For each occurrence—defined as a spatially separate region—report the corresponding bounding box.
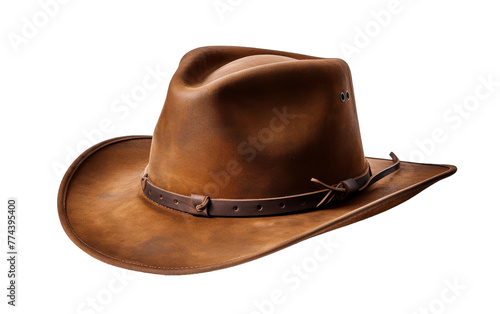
[147,46,367,199]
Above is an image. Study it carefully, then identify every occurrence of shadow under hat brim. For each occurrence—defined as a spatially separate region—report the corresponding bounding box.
[58,136,456,275]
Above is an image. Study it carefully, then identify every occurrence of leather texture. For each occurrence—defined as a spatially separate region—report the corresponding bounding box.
[57,46,457,275]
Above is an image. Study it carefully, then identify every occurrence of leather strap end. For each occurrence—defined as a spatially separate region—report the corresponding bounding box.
[389,152,399,163]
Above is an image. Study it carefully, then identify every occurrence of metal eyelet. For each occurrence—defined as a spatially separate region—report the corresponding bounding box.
[346,91,350,100]
[340,92,346,103]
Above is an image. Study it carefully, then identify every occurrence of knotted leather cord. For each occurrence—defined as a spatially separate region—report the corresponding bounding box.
[141,153,400,217]
[310,152,400,207]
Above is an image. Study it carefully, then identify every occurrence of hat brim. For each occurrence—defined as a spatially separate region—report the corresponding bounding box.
[58,136,456,275]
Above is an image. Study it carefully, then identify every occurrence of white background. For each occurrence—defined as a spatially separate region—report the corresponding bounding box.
[1,0,499,313]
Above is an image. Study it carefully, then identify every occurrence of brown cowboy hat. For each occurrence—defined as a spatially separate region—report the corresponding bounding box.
[58,46,456,275]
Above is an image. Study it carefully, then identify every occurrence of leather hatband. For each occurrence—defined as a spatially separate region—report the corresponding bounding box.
[141,153,400,217]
